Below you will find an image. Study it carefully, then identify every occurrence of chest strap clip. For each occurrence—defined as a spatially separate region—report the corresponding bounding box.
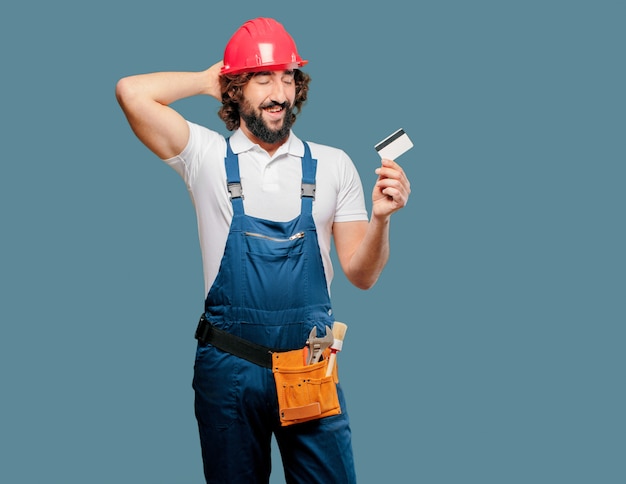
[301,183,316,199]
[228,182,244,200]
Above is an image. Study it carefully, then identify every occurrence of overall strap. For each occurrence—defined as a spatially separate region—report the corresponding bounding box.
[300,141,317,216]
[224,138,245,216]
[225,138,317,216]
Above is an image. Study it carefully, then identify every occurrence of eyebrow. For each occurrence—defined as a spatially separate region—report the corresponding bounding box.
[253,70,295,77]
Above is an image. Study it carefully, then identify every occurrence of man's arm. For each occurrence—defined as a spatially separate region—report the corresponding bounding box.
[333,158,411,290]
[115,61,223,159]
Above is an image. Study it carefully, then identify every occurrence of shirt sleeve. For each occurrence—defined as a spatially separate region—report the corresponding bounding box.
[162,121,224,188]
[334,150,369,223]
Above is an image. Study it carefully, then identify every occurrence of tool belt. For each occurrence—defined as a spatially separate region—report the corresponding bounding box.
[195,314,341,426]
[195,314,278,368]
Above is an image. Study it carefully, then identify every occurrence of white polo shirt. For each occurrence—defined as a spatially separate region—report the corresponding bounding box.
[164,121,368,297]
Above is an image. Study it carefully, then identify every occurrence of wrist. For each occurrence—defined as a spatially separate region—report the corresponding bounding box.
[369,212,391,232]
[203,61,223,100]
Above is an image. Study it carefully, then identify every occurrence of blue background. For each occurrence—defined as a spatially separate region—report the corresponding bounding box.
[1,1,624,482]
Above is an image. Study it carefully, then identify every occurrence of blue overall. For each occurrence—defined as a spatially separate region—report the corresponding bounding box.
[192,140,357,483]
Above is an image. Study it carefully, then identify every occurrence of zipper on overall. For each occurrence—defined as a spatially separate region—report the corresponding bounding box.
[244,231,305,242]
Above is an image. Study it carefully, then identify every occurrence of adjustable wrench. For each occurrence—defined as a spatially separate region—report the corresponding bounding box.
[305,326,334,365]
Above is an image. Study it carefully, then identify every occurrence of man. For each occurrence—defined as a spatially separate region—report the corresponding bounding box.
[116,17,410,483]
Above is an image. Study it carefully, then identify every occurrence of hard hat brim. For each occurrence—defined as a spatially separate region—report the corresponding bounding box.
[220,59,308,76]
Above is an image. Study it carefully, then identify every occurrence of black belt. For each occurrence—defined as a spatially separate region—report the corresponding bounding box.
[195,314,294,368]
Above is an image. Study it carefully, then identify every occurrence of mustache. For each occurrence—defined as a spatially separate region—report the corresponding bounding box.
[260,101,290,110]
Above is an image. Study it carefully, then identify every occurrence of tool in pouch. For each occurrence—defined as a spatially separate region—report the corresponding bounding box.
[305,326,333,364]
[272,325,343,426]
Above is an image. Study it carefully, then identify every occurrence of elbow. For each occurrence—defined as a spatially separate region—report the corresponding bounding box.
[115,76,139,108]
[344,260,387,290]
[115,78,129,110]
[345,257,387,290]
[115,77,127,103]
[356,282,376,291]
[349,274,380,291]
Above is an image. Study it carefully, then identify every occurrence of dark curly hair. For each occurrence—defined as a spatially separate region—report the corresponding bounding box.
[217,70,311,131]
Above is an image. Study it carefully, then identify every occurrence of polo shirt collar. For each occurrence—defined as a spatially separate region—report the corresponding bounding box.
[229,129,305,158]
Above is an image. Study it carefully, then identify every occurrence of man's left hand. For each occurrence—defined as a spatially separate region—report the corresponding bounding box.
[372,158,411,218]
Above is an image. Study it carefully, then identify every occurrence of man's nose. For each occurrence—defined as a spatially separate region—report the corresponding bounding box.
[270,79,287,103]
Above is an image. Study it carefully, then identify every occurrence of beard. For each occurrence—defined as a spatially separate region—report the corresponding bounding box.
[240,100,294,144]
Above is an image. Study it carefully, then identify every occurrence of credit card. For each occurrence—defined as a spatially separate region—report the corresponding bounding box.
[374,128,414,160]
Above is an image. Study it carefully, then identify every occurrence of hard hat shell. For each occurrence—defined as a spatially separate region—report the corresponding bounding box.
[220,18,308,75]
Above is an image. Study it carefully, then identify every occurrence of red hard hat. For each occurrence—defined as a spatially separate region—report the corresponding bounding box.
[221,18,308,75]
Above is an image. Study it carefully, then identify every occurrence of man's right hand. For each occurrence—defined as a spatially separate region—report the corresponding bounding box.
[203,61,224,101]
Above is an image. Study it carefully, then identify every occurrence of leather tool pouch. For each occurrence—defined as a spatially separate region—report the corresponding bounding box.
[272,347,341,426]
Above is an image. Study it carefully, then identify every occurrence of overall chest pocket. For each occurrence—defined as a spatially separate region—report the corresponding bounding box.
[242,231,308,310]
